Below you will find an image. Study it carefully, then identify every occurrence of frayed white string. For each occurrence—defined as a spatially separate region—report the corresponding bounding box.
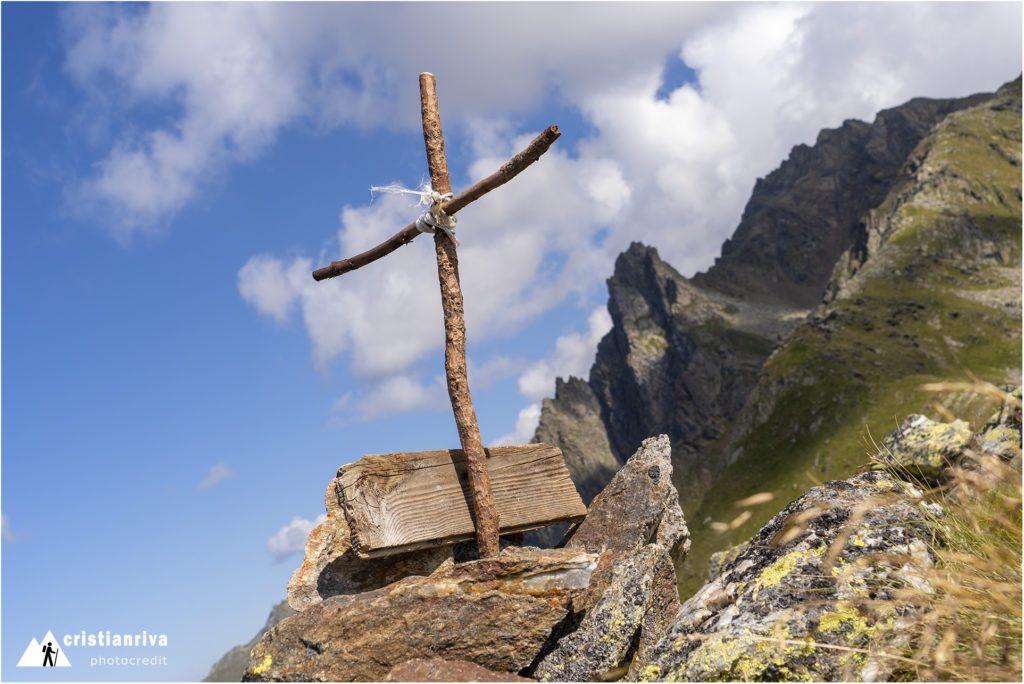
[370,183,460,246]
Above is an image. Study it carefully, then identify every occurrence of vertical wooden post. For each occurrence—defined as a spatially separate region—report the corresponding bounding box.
[418,72,500,558]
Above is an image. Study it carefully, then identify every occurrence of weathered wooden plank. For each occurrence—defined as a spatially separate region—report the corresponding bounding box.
[336,443,587,558]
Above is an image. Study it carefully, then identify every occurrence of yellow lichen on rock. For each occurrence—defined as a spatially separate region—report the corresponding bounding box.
[755,545,825,591]
[252,654,273,676]
[636,664,661,681]
[817,602,869,635]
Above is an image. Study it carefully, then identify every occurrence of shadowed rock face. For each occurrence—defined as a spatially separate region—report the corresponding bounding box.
[692,91,991,307]
[584,244,781,513]
[531,435,690,682]
[563,434,690,564]
[534,544,667,682]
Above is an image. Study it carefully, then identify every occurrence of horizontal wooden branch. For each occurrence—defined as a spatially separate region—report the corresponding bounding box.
[312,125,560,281]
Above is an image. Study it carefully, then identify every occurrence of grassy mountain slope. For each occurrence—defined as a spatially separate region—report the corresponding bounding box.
[680,77,1022,597]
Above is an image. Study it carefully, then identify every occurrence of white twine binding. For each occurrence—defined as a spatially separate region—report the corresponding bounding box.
[370,183,460,246]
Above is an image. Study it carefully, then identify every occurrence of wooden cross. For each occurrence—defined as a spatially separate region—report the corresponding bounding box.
[312,73,582,559]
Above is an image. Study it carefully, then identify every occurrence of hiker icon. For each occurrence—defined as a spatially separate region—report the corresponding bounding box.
[42,642,59,667]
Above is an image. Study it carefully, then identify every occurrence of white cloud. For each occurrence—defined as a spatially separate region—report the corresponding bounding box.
[64,3,1021,239]
[237,255,313,324]
[266,514,327,562]
[2,513,15,543]
[468,356,522,391]
[345,373,449,424]
[518,308,613,403]
[198,462,236,490]
[65,1,1022,426]
[61,2,723,233]
[491,403,543,448]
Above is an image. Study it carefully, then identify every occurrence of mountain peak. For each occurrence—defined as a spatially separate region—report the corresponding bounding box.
[691,87,994,307]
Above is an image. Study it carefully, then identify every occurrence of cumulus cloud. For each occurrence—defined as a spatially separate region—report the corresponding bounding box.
[266,514,326,562]
[64,2,1022,427]
[237,256,314,324]
[61,2,721,233]
[198,462,236,490]
[492,403,543,448]
[518,308,613,403]
[491,307,613,445]
[344,373,449,424]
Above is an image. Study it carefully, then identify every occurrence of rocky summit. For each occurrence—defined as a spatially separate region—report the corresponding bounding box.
[231,390,1019,681]
[242,436,690,682]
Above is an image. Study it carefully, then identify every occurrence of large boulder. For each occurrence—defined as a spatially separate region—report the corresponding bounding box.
[245,549,598,681]
[874,388,1022,484]
[532,435,690,681]
[533,544,668,682]
[633,470,936,681]
[563,434,690,564]
[286,477,451,611]
[873,414,973,481]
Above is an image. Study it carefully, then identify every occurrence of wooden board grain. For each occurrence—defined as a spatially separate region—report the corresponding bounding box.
[336,443,587,558]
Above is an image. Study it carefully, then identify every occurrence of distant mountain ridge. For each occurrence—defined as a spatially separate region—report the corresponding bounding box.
[533,77,1021,588]
[692,90,992,306]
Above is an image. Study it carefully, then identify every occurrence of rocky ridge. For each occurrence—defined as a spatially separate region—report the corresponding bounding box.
[692,90,992,307]
[535,244,796,522]
[536,82,995,517]
[534,77,1022,596]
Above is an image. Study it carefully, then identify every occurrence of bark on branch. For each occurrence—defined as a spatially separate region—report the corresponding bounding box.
[419,72,501,559]
[311,124,560,281]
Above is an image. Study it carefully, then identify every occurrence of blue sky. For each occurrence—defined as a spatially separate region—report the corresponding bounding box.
[2,2,1020,681]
